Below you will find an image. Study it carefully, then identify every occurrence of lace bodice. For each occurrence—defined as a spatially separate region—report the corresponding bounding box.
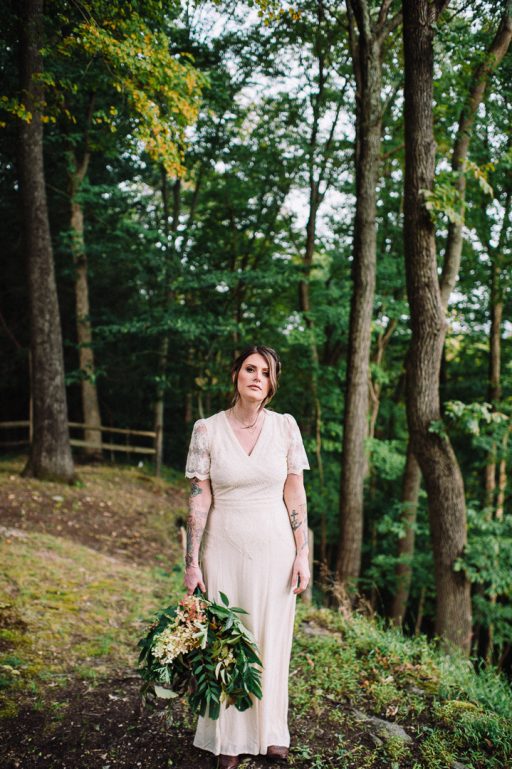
[185,409,309,484]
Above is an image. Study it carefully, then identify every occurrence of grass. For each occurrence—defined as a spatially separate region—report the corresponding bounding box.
[0,528,178,716]
[289,605,512,768]
[0,457,511,769]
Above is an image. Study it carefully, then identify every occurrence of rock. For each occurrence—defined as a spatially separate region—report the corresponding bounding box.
[300,621,338,637]
[351,708,413,743]
[452,762,470,769]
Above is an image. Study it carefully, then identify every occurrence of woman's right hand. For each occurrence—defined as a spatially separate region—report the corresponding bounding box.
[184,564,206,595]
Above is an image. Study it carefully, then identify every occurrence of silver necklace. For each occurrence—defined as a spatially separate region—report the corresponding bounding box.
[230,407,263,431]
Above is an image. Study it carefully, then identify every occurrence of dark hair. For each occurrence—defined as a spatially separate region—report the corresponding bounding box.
[230,345,281,409]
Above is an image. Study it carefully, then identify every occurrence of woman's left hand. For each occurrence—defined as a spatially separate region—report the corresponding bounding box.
[291,552,310,595]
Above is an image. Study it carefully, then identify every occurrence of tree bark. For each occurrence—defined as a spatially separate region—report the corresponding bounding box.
[390,442,421,626]
[392,2,511,631]
[440,1,512,308]
[402,0,471,653]
[19,0,74,482]
[69,148,103,459]
[368,317,397,441]
[337,0,401,586]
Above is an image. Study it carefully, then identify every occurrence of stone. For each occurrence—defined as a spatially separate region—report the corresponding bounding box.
[351,708,413,743]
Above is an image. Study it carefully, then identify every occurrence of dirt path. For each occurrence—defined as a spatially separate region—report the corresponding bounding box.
[1,675,278,769]
[0,461,333,769]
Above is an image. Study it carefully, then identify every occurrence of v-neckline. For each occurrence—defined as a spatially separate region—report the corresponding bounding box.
[222,408,268,458]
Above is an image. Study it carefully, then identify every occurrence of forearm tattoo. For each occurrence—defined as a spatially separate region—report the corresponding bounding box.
[288,501,308,554]
[290,508,302,531]
[185,478,210,567]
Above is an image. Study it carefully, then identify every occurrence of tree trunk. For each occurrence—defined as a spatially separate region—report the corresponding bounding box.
[440,2,512,308]
[368,317,397,441]
[390,442,421,626]
[69,151,103,459]
[402,0,471,653]
[389,2,511,631]
[19,0,74,482]
[337,2,384,587]
[483,189,511,661]
[153,173,180,475]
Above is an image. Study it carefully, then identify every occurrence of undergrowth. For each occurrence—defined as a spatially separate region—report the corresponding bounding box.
[0,459,511,769]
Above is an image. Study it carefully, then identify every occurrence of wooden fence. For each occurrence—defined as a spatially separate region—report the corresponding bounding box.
[0,420,157,459]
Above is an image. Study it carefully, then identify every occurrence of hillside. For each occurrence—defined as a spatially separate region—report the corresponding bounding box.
[0,458,510,769]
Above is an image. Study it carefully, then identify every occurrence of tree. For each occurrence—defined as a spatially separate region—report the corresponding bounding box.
[45,2,205,460]
[391,0,512,629]
[18,0,74,482]
[402,0,472,652]
[336,0,402,588]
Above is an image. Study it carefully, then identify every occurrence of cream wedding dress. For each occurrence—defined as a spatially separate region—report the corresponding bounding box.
[184,407,310,757]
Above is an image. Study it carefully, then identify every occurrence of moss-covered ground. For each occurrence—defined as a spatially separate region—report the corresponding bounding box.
[0,457,510,768]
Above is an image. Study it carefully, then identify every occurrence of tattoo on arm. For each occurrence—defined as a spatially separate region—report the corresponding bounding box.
[190,480,203,497]
[185,477,210,567]
[288,502,308,553]
[290,508,303,531]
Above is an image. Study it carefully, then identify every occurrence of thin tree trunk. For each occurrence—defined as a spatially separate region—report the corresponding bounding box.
[69,148,102,459]
[440,2,512,309]
[153,173,180,475]
[390,443,421,625]
[414,585,425,636]
[298,0,347,565]
[402,0,471,653]
[484,189,511,662]
[19,0,74,482]
[368,317,397,441]
[337,0,398,586]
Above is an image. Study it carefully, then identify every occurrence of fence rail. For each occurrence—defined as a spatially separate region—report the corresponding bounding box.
[0,420,156,457]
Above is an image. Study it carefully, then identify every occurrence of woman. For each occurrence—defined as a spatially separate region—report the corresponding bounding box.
[184,345,310,769]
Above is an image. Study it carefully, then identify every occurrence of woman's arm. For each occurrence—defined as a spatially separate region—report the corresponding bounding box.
[184,476,212,595]
[283,472,310,594]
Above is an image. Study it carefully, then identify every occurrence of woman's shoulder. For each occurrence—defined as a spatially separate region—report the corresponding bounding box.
[265,409,298,430]
[266,408,296,420]
[191,411,225,432]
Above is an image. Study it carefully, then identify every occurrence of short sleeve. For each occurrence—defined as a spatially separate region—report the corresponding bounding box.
[185,419,210,480]
[284,413,310,475]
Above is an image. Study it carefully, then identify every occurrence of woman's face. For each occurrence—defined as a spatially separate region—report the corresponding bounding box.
[234,353,271,404]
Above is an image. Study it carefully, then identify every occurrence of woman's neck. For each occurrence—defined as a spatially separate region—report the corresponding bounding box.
[231,399,263,425]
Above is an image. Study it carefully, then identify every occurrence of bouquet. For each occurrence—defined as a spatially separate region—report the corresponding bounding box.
[137,589,263,720]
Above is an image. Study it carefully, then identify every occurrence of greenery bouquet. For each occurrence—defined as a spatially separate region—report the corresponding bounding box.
[137,589,263,720]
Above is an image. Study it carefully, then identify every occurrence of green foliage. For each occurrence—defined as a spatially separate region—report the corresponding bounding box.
[56,12,206,175]
[1,0,512,675]
[137,591,263,721]
[294,602,512,768]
